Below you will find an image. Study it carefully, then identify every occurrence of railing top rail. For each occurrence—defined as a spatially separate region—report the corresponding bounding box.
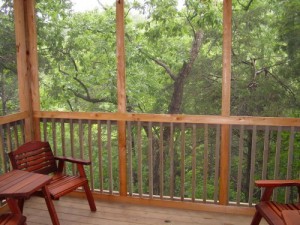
[35,111,300,127]
[0,111,28,125]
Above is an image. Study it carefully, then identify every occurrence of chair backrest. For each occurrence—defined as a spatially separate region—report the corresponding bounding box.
[8,141,58,175]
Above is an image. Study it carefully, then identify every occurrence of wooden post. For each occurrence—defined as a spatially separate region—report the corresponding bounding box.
[14,0,40,142]
[116,0,127,196]
[219,0,232,205]
[25,0,41,140]
[14,0,33,142]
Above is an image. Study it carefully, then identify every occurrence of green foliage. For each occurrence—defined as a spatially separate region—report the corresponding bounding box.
[231,0,300,117]
[0,1,19,115]
[37,0,300,117]
[38,5,118,111]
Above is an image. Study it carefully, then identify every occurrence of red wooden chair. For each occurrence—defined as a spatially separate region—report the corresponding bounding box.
[8,141,96,212]
[251,180,300,225]
[0,213,26,225]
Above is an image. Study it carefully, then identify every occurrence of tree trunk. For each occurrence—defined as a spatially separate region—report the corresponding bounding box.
[152,30,203,195]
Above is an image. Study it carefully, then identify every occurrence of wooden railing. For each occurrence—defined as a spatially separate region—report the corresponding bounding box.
[1,111,299,208]
[0,112,27,174]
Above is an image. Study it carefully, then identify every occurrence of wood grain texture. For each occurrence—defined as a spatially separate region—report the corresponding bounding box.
[35,111,300,127]
[22,196,269,225]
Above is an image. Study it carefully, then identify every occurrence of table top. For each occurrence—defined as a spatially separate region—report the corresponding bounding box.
[0,170,52,198]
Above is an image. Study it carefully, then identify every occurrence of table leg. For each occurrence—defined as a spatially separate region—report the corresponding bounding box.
[6,198,22,214]
[41,186,60,225]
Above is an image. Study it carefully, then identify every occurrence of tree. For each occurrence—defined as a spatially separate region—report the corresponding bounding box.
[231,0,300,117]
[229,0,300,202]
[0,0,18,115]
[38,6,119,111]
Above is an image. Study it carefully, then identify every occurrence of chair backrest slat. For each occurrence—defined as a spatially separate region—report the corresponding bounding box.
[16,151,53,166]
[9,141,58,175]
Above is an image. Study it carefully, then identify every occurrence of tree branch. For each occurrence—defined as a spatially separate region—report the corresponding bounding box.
[267,70,297,103]
[96,0,108,11]
[66,99,74,111]
[137,48,177,81]
[58,67,92,101]
[73,76,91,99]
[0,61,17,73]
[68,88,112,104]
[237,0,254,11]
[125,32,177,80]
[58,50,79,74]
[58,67,70,76]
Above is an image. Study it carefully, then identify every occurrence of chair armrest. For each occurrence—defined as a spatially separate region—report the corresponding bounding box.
[255,180,300,202]
[255,180,300,188]
[54,156,91,165]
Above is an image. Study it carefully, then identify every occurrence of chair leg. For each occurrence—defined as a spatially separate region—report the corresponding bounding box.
[250,210,262,225]
[42,186,60,225]
[83,183,97,211]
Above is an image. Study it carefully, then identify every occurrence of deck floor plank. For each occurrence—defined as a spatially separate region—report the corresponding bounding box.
[23,197,268,225]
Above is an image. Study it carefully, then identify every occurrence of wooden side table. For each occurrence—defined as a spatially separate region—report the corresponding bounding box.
[0,170,60,225]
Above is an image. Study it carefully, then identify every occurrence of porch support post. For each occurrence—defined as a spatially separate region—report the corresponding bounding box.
[14,0,40,142]
[219,0,232,205]
[14,0,32,141]
[25,0,41,141]
[116,0,127,196]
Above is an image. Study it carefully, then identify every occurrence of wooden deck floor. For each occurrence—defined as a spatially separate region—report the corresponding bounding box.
[22,196,268,225]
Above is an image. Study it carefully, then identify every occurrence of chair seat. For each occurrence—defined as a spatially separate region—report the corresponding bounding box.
[282,210,300,225]
[49,174,88,199]
[256,201,300,225]
[0,213,26,225]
